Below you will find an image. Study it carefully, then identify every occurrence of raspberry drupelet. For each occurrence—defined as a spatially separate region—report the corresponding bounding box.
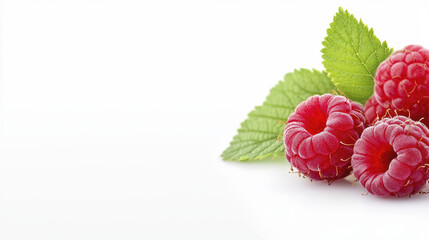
[283,94,365,182]
[373,45,429,127]
[352,116,429,197]
[364,95,389,125]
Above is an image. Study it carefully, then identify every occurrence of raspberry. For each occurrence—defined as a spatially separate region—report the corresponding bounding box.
[373,45,429,127]
[364,95,388,125]
[284,94,365,182]
[352,116,429,197]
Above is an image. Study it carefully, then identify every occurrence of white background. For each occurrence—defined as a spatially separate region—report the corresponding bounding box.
[1,0,429,239]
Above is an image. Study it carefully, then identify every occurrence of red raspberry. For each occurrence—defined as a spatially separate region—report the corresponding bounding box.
[374,45,429,127]
[284,94,365,182]
[352,116,429,197]
[364,95,388,125]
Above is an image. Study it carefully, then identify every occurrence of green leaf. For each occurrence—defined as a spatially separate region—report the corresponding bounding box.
[321,7,393,104]
[222,69,336,161]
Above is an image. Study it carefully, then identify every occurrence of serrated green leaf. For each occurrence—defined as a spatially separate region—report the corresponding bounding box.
[321,7,393,104]
[222,69,336,161]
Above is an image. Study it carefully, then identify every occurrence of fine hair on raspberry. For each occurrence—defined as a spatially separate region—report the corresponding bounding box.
[283,94,365,182]
[373,45,429,127]
[352,116,429,197]
[364,95,389,125]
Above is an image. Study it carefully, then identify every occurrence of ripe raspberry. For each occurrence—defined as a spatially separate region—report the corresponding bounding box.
[284,94,365,182]
[364,95,388,125]
[374,45,429,127]
[352,116,429,197]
